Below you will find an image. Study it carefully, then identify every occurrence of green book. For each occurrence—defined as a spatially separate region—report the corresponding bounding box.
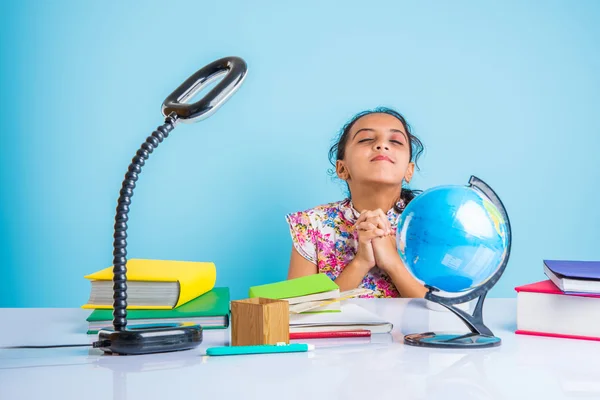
[86,287,230,334]
[249,274,340,312]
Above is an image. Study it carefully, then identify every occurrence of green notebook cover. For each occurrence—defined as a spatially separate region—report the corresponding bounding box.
[86,287,230,322]
[248,274,338,299]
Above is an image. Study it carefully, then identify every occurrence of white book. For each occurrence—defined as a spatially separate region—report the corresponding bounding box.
[288,288,373,314]
[87,281,180,308]
[282,289,340,305]
[289,303,393,334]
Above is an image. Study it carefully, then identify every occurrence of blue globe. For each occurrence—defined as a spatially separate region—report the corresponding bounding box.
[396,184,510,293]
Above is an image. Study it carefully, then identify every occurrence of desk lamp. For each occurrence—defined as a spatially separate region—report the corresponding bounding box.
[96,56,247,355]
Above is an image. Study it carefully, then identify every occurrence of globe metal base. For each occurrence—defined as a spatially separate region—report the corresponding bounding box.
[404,332,501,348]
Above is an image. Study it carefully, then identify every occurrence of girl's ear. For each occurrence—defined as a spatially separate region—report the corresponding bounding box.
[404,162,415,184]
[336,160,349,181]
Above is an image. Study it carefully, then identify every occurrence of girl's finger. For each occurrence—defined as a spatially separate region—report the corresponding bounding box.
[356,222,377,231]
[376,209,392,233]
[365,216,390,235]
[355,210,374,226]
[373,209,392,233]
[356,222,386,238]
[355,210,392,235]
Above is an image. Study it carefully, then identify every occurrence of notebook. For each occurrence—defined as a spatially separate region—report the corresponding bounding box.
[543,259,600,294]
[289,303,393,334]
[86,287,230,334]
[249,274,341,312]
[82,259,216,309]
[515,280,600,341]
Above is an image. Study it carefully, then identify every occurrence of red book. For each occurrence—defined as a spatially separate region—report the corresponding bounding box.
[289,330,371,340]
[515,280,600,342]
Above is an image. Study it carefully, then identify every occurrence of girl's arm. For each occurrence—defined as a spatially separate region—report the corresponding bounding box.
[331,258,371,292]
[287,247,318,279]
[359,210,426,297]
[373,236,427,298]
[386,260,428,298]
[333,218,386,291]
[287,246,371,291]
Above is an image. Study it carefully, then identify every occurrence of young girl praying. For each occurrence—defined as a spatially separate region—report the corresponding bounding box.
[285,107,428,298]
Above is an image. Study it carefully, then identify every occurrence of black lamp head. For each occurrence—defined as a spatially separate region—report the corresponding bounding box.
[162,56,247,123]
[97,56,247,355]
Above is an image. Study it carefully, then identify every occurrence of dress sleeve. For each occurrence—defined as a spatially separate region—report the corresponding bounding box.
[284,210,317,264]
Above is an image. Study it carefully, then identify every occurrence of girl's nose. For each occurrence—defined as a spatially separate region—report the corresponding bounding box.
[375,142,389,151]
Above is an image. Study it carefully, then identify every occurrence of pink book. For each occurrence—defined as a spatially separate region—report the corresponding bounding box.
[515,280,600,297]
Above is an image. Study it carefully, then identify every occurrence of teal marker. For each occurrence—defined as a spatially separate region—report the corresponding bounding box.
[206,343,315,356]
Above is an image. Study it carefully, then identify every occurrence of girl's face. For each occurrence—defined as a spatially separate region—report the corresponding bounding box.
[336,113,414,187]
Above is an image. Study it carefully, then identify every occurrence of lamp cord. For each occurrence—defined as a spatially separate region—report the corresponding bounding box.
[2,344,91,349]
[1,340,111,349]
[112,114,179,331]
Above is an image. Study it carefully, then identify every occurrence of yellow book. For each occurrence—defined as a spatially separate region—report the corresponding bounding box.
[81,259,216,310]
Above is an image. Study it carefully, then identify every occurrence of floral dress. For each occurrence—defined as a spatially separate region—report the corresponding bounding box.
[285,198,405,298]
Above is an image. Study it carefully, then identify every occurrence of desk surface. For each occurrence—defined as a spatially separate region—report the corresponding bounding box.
[1,298,598,400]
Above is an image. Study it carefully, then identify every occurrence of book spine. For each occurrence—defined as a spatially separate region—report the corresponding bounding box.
[515,329,600,342]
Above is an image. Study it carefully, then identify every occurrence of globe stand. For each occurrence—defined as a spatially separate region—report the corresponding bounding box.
[403,176,512,349]
[404,286,500,348]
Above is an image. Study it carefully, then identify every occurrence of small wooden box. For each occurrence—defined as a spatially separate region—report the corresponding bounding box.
[230,297,289,346]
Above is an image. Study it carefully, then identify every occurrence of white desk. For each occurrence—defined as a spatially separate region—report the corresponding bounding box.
[1,298,598,400]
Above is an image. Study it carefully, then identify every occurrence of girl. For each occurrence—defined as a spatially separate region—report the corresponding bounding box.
[285,107,428,298]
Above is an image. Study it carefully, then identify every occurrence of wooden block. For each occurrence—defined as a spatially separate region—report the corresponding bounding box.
[230,297,289,346]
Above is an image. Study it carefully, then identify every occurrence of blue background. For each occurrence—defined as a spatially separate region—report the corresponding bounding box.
[1,1,599,307]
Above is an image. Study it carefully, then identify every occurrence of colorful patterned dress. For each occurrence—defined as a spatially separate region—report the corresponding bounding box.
[285,198,405,298]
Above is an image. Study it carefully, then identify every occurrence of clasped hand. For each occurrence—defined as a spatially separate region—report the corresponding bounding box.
[353,209,401,274]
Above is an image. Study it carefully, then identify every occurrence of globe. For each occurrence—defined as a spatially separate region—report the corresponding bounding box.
[396,183,510,293]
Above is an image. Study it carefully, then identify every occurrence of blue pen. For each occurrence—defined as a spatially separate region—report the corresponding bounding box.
[206,342,315,356]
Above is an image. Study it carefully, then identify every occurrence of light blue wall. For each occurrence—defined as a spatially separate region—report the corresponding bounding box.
[1,1,599,307]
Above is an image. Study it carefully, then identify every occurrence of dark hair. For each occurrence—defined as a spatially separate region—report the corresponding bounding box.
[328,107,425,213]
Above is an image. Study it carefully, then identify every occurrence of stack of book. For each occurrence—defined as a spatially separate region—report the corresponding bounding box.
[288,303,393,334]
[248,274,392,334]
[249,274,343,313]
[82,259,230,334]
[515,259,600,341]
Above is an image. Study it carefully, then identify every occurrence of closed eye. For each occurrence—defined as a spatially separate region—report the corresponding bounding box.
[358,138,373,143]
[390,140,404,145]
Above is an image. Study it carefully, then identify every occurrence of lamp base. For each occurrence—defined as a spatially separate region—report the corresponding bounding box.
[97,323,203,355]
[404,332,501,348]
